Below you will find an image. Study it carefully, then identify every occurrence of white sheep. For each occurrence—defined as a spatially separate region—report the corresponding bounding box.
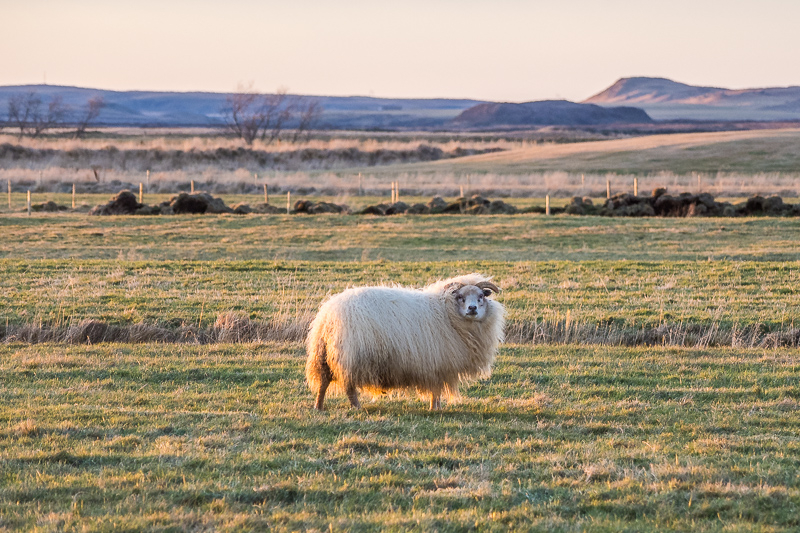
[305,273,504,410]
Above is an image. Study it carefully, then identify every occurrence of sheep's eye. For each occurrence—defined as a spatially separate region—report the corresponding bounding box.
[456,295,464,301]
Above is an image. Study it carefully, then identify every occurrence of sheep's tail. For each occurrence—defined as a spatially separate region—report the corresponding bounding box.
[305,324,330,393]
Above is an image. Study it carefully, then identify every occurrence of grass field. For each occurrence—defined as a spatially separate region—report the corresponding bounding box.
[3,181,800,528]
[3,341,799,531]
[5,129,800,198]
[390,129,800,175]
[4,211,800,262]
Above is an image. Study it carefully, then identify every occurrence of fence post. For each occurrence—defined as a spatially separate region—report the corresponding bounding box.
[396,181,400,203]
[139,183,143,204]
[634,177,638,196]
[190,180,195,194]
[581,174,585,189]
[358,173,363,196]
[606,179,611,199]
[72,183,76,209]
[287,191,291,214]
[460,185,464,198]
[146,169,150,191]
[546,194,551,216]
[7,180,11,209]
[27,190,31,216]
[264,184,268,204]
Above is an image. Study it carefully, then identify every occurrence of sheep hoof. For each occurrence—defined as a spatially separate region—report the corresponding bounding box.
[346,386,360,408]
[430,396,441,410]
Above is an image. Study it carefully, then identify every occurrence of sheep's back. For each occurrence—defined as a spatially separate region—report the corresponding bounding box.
[317,287,465,389]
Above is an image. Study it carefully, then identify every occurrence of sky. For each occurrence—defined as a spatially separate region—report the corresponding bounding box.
[2,0,799,102]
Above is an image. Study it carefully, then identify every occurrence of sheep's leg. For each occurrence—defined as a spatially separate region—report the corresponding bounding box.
[346,383,361,408]
[314,373,331,410]
[430,393,441,410]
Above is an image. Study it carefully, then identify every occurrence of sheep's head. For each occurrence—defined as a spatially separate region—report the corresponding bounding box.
[446,281,500,321]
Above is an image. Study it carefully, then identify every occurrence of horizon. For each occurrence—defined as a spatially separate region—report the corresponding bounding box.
[3,75,800,104]
[4,1,800,102]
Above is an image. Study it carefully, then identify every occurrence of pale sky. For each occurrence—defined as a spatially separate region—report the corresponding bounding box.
[3,0,799,102]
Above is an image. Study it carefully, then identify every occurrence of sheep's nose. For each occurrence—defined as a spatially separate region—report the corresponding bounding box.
[468,305,477,312]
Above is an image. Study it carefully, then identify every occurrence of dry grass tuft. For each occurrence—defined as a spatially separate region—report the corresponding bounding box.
[2,314,798,349]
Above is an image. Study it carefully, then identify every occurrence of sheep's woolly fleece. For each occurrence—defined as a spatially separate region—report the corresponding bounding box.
[305,273,505,404]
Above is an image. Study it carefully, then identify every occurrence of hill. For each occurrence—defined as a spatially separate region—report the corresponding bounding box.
[359,128,800,175]
[0,84,484,130]
[451,100,652,128]
[585,77,800,120]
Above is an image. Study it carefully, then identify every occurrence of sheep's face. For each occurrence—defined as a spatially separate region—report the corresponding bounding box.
[453,285,491,321]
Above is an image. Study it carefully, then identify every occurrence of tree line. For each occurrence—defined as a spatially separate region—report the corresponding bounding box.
[3,92,105,138]
[2,84,321,143]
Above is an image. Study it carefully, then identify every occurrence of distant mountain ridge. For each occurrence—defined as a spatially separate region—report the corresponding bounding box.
[452,100,652,128]
[0,84,486,130]
[585,77,800,120]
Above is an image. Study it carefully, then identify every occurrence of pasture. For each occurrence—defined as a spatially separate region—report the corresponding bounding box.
[2,128,800,530]
[3,341,799,531]
[4,128,800,199]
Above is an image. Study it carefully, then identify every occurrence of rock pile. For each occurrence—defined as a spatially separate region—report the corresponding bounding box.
[564,189,800,217]
[85,188,800,218]
[89,190,144,215]
[28,201,69,212]
[293,199,348,214]
[356,195,518,215]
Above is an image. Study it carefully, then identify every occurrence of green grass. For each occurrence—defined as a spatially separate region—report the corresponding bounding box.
[2,342,799,531]
[1,259,799,336]
[3,201,800,528]
[374,129,800,175]
[4,212,800,262]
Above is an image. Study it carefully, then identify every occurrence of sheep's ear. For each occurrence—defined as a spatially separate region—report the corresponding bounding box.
[476,281,501,295]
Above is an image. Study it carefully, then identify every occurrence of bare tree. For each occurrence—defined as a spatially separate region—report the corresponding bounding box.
[260,90,291,144]
[7,91,70,138]
[8,92,41,138]
[73,96,105,138]
[292,98,322,142]
[221,85,320,145]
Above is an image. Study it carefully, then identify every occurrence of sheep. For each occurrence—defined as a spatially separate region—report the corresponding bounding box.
[305,273,504,410]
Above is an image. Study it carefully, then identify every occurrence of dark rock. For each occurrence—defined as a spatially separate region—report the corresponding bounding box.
[406,203,430,214]
[204,194,233,214]
[652,187,667,198]
[134,205,161,215]
[745,195,766,213]
[293,199,314,213]
[251,203,286,214]
[31,201,65,212]
[468,194,490,207]
[613,202,655,217]
[686,203,707,217]
[488,200,518,214]
[90,190,143,215]
[467,204,489,215]
[358,205,387,215]
[442,201,466,213]
[231,203,253,214]
[384,201,409,215]
[427,196,448,213]
[308,201,345,214]
[765,195,787,213]
[171,193,207,214]
[566,196,589,215]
